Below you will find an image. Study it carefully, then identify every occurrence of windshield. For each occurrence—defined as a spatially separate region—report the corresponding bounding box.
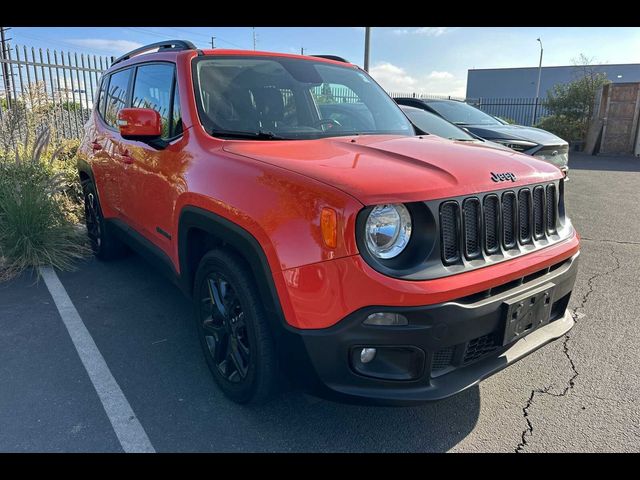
[401,106,476,141]
[427,100,501,126]
[192,56,414,140]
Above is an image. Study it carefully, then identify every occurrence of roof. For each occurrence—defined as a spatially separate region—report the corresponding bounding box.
[197,49,353,67]
[468,63,640,72]
[108,40,354,72]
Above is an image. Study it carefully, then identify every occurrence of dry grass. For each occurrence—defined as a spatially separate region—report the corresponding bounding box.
[0,127,90,282]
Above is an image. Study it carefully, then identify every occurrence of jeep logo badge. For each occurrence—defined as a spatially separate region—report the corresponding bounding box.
[490,172,517,182]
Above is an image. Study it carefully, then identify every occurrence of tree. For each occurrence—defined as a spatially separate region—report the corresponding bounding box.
[536,54,610,142]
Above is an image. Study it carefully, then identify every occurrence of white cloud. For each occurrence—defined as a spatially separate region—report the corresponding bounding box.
[392,27,455,37]
[414,27,452,36]
[369,62,466,98]
[67,39,143,54]
[427,71,454,80]
[369,62,419,93]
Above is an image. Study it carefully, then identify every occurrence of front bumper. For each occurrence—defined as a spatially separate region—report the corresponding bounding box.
[286,251,579,405]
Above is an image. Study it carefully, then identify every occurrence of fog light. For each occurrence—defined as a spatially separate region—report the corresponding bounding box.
[360,347,377,364]
[350,346,425,381]
[363,312,408,326]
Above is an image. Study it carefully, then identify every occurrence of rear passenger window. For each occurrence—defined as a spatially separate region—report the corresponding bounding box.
[104,69,132,129]
[131,63,176,139]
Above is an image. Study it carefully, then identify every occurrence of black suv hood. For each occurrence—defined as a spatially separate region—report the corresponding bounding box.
[464,124,567,147]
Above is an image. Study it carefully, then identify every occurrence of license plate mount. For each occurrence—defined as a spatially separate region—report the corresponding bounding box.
[503,282,555,345]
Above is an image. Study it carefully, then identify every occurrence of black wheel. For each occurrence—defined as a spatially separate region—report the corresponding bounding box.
[81,179,127,260]
[194,249,280,404]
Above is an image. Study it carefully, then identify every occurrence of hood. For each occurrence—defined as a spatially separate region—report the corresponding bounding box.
[223,135,563,205]
[465,124,568,147]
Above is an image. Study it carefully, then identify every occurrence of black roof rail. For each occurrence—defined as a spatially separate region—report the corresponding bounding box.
[311,55,350,63]
[111,40,197,66]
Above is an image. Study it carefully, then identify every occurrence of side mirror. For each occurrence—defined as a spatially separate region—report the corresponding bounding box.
[117,108,167,149]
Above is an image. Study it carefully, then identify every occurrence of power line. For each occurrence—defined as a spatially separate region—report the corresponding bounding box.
[8,31,110,56]
[159,26,247,49]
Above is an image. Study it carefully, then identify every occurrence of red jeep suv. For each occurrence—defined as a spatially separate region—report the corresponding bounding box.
[78,40,580,405]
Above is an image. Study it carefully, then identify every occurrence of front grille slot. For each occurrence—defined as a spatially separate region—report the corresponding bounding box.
[483,195,500,255]
[546,184,557,233]
[533,186,545,239]
[462,198,482,260]
[432,347,455,372]
[463,332,500,364]
[502,191,517,249]
[518,189,532,244]
[440,201,461,265]
[437,182,561,269]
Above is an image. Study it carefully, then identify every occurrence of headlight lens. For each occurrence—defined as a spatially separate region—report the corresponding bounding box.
[364,204,412,259]
[493,139,538,152]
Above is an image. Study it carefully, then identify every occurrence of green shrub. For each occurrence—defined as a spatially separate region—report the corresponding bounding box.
[0,129,89,281]
[535,114,586,143]
[61,101,82,112]
[537,56,610,142]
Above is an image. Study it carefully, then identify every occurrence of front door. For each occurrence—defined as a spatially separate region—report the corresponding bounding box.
[118,62,186,255]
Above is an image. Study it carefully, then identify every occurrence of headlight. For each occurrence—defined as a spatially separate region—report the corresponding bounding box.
[364,204,412,259]
[493,139,538,152]
[534,151,569,168]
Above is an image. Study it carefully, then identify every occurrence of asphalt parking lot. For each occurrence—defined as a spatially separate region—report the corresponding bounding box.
[1,152,639,452]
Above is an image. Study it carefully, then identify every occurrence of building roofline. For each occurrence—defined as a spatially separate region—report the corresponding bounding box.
[468,63,640,72]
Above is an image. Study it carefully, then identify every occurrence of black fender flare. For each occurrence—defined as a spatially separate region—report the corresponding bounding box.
[177,205,325,390]
[177,206,288,330]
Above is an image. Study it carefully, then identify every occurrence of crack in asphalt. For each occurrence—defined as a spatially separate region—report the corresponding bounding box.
[514,246,622,453]
[580,237,640,246]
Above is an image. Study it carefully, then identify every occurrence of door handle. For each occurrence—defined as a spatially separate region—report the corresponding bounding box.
[91,140,102,151]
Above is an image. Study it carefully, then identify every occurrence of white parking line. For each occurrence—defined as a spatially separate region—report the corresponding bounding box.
[39,266,155,453]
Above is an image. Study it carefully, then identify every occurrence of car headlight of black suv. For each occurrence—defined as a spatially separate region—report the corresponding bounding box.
[492,139,538,152]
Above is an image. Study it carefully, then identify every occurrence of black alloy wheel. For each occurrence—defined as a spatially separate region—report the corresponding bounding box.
[193,249,279,404]
[83,187,102,253]
[199,272,251,383]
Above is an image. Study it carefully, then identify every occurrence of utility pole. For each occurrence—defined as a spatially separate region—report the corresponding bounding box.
[532,37,544,126]
[0,26,12,107]
[252,27,257,51]
[364,27,371,72]
[210,36,216,49]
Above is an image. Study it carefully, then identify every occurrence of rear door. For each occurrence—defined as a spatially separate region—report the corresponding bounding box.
[92,67,133,216]
[118,62,186,253]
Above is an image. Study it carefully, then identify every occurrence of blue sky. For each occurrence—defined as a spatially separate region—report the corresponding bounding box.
[8,26,640,97]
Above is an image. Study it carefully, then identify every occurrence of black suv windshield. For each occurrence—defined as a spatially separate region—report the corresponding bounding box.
[400,106,476,141]
[192,56,414,140]
[427,100,501,126]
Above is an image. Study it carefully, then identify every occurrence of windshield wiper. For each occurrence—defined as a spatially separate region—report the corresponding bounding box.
[207,129,287,140]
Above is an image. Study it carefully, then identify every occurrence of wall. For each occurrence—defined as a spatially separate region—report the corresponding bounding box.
[466,64,640,99]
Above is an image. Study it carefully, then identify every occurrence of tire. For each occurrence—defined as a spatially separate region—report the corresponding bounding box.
[81,179,128,260]
[193,249,280,404]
